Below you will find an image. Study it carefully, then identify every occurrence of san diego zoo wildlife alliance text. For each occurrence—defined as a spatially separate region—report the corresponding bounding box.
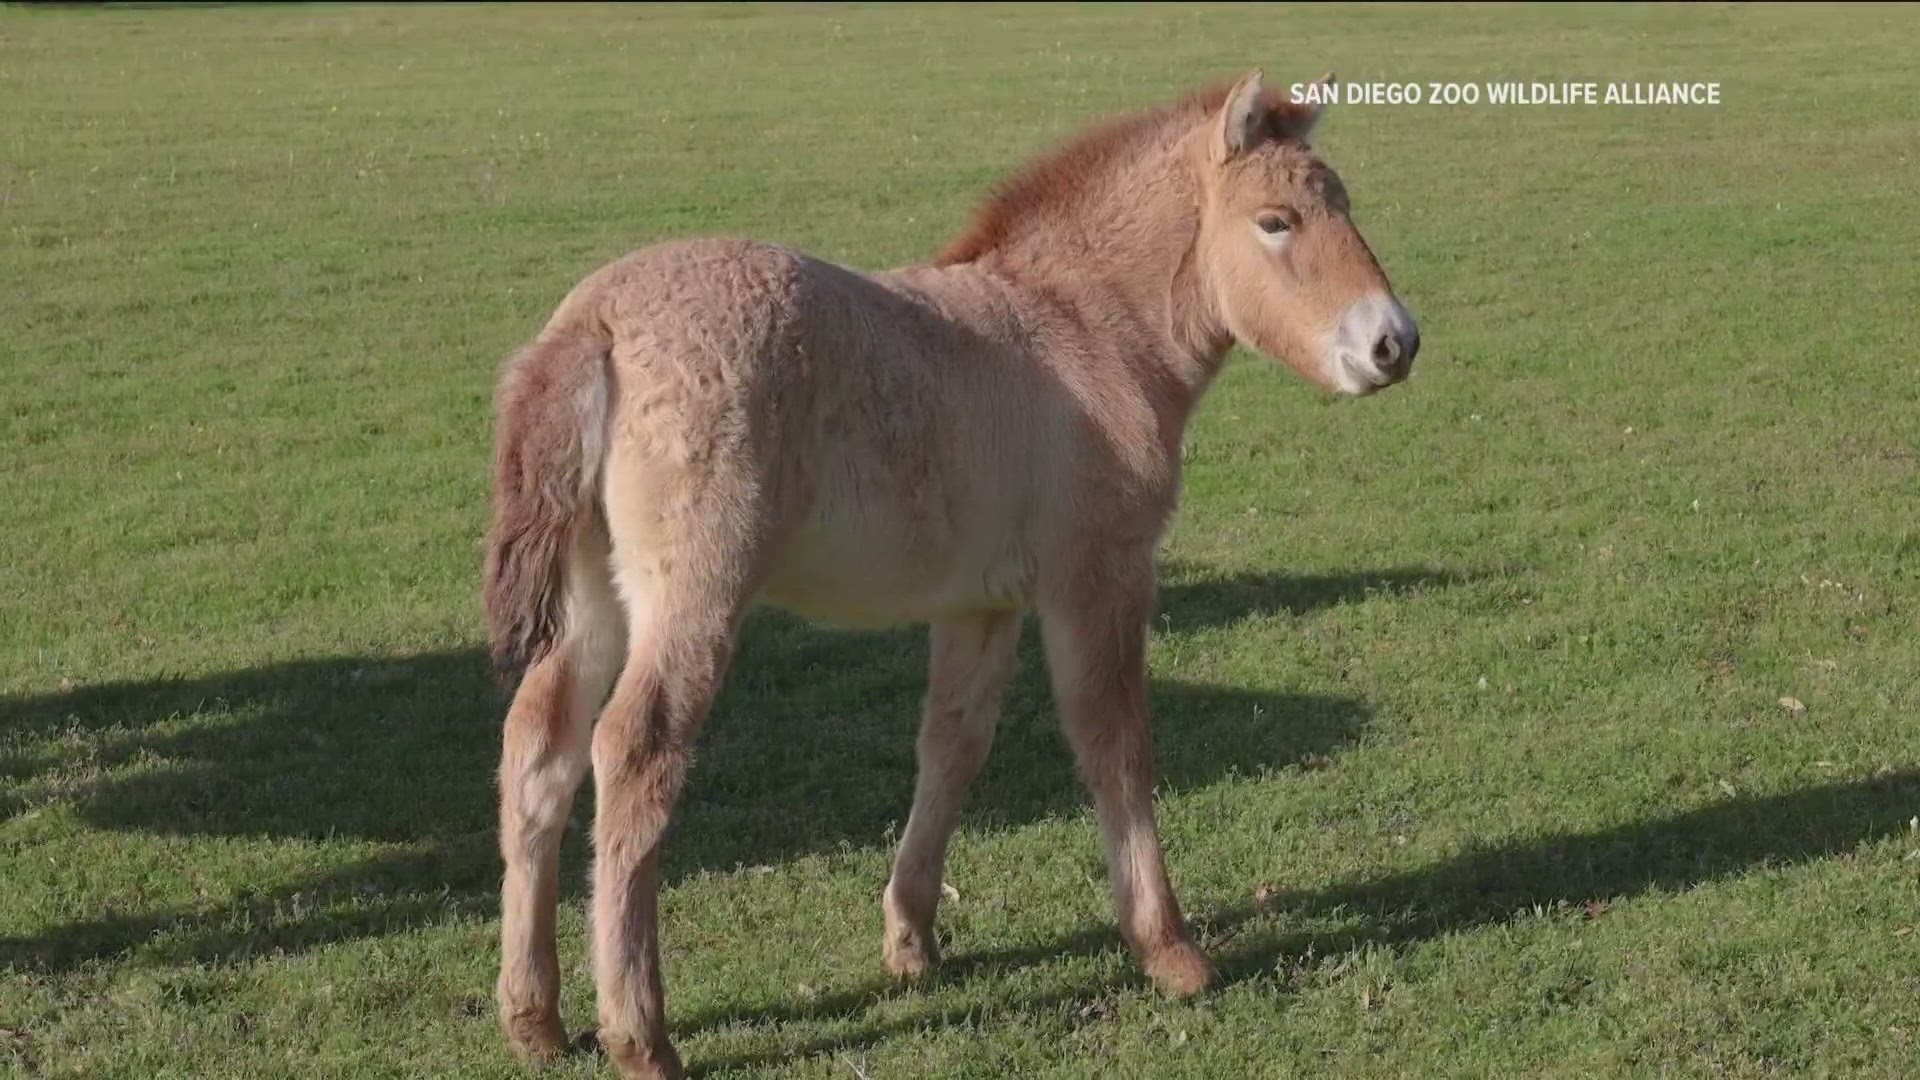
[1291,81,1722,106]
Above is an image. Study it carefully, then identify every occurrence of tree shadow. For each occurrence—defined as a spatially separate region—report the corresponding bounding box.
[676,770,1920,1075]
[0,564,1459,973]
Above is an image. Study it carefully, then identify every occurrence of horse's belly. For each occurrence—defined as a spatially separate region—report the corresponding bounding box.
[760,513,1037,627]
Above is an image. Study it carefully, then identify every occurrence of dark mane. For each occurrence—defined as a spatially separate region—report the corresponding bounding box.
[933,81,1319,267]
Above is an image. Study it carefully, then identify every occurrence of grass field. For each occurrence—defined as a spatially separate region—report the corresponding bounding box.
[5,3,1919,1076]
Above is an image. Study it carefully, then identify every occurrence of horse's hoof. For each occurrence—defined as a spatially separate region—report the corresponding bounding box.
[598,1028,685,1080]
[1144,942,1217,999]
[883,932,940,982]
[502,1006,570,1065]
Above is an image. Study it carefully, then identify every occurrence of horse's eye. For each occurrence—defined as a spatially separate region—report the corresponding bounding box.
[1256,213,1290,235]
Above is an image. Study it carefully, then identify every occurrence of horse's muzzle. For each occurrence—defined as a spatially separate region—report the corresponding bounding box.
[1331,295,1419,395]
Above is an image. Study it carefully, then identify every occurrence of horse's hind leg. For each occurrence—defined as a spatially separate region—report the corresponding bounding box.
[1039,548,1215,998]
[589,467,764,1080]
[497,523,624,1060]
[883,610,1022,979]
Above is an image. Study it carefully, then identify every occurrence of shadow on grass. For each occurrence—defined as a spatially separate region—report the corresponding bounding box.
[678,770,1920,1075]
[7,558,1907,1070]
[0,565,1465,973]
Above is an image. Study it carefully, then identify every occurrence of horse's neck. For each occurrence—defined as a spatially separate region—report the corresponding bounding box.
[955,155,1229,428]
[977,256,1227,432]
[880,256,1221,478]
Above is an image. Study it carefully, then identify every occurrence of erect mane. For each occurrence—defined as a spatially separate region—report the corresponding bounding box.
[933,80,1320,267]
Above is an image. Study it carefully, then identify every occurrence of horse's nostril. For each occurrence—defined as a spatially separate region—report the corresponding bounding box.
[1370,327,1418,378]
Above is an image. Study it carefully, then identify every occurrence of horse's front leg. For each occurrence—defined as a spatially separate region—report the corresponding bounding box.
[883,610,1022,979]
[1039,550,1215,997]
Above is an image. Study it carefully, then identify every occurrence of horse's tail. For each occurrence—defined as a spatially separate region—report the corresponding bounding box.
[484,311,614,686]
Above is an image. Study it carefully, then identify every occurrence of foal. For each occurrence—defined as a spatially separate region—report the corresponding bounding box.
[487,70,1418,1078]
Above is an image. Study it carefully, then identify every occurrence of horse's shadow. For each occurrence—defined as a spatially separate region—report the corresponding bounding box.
[7,561,1912,1071]
[0,565,1462,973]
[678,769,1920,1075]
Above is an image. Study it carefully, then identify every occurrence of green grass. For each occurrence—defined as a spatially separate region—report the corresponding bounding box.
[5,2,1919,1076]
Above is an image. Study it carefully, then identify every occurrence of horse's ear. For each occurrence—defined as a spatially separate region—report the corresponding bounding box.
[1271,71,1334,141]
[1210,69,1267,164]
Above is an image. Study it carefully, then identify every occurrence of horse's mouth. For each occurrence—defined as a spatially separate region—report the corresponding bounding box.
[1333,351,1405,396]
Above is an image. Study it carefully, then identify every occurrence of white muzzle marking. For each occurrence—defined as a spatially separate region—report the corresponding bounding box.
[1327,294,1419,396]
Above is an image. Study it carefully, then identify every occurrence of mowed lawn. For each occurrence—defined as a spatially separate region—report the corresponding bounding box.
[4,3,1918,1076]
